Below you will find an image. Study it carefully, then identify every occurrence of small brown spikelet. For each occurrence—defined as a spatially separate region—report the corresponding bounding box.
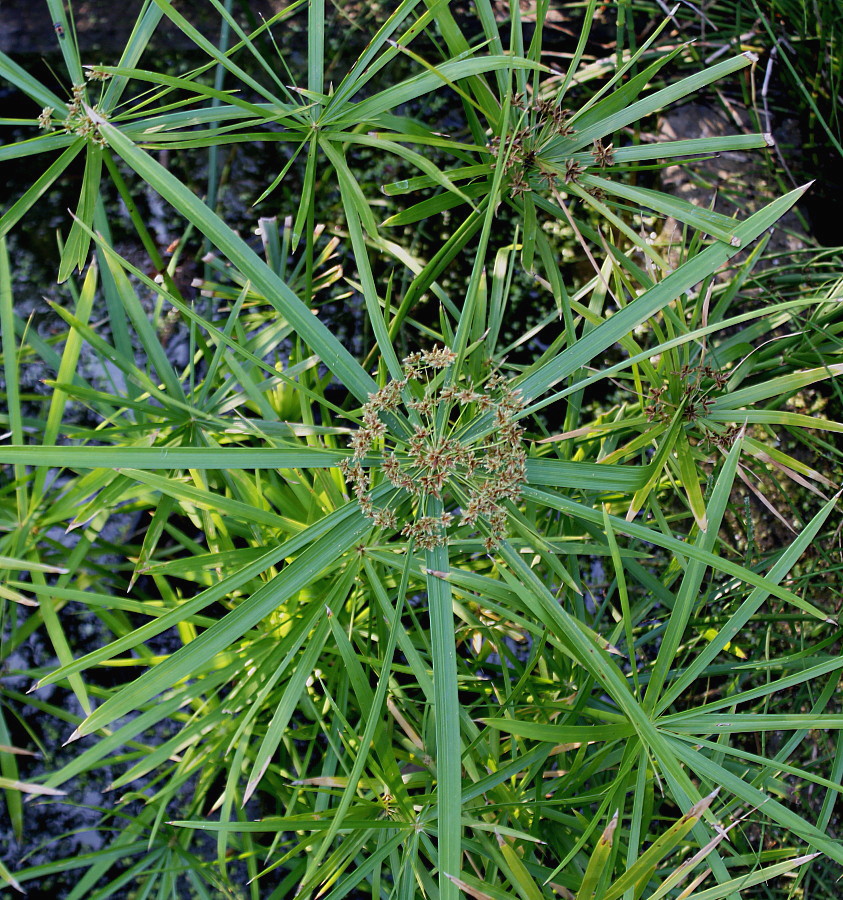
[592,139,614,168]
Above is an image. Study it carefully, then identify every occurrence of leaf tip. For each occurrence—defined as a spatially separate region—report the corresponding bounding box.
[243,781,258,806]
[601,810,619,844]
[62,727,83,746]
[688,786,720,818]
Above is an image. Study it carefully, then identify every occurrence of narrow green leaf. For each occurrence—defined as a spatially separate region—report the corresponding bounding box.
[517,183,811,403]
[0,132,75,163]
[0,48,66,109]
[601,792,719,900]
[582,174,743,246]
[666,854,819,900]
[58,144,103,283]
[331,56,542,125]
[711,364,843,410]
[0,237,26,519]
[656,490,841,713]
[556,53,756,155]
[0,446,347,469]
[673,429,708,531]
[425,525,462,897]
[382,184,484,227]
[36,496,373,690]
[663,713,843,734]
[482,720,635,743]
[244,611,332,801]
[90,114,377,402]
[668,737,843,864]
[0,140,84,241]
[522,486,834,620]
[308,0,325,101]
[101,3,165,109]
[608,133,774,162]
[626,412,684,522]
[498,834,545,900]
[66,506,370,740]
[148,0,288,106]
[577,813,617,900]
[382,163,491,196]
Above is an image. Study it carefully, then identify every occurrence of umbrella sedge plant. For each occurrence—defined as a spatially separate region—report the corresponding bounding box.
[0,1,841,897]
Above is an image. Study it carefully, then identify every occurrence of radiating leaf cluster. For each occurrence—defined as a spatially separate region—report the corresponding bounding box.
[0,2,841,898]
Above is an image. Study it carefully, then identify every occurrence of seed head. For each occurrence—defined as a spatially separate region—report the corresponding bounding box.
[341,350,526,550]
[38,107,54,131]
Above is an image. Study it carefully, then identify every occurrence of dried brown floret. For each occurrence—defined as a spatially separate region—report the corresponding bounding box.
[564,159,584,184]
[85,67,112,82]
[421,345,457,368]
[592,139,615,168]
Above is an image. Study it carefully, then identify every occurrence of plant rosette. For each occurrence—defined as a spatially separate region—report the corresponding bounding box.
[340,346,527,551]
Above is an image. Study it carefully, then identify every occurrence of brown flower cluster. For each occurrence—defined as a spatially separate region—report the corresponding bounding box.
[85,67,113,82]
[37,78,109,144]
[340,348,527,552]
[645,365,729,424]
[488,96,618,197]
[703,423,742,451]
[488,96,577,197]
[592,139,615,168]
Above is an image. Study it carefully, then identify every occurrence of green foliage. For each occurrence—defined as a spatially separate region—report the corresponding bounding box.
[0,2,841,898]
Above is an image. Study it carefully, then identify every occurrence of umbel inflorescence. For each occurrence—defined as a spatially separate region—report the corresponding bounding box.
[340,348,527,552]
[37,69,112,144]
